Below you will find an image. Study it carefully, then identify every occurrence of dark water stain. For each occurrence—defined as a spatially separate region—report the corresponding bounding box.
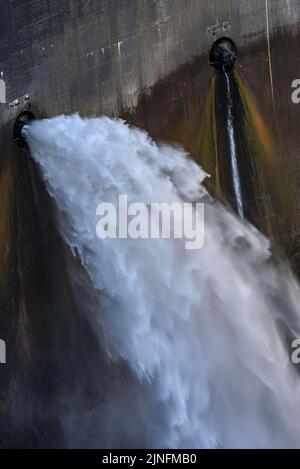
[0,118,116,448]
[122,30,300,259]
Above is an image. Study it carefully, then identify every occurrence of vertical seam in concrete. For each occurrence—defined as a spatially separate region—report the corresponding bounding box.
[265,0,276,113]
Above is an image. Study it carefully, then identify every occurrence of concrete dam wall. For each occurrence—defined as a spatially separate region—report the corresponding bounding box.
[1,0,300,238]
[0,0,299,114]
[1,0,300,448]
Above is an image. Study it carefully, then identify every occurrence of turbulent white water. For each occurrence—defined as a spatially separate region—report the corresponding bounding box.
[26,114,300,448]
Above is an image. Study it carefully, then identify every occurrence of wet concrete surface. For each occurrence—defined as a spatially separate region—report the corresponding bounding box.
[122,27,300,250]
[0,124,111,447]
[0,0,300,447]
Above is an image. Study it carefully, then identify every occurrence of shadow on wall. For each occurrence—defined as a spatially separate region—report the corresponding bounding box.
[0,119,119,448]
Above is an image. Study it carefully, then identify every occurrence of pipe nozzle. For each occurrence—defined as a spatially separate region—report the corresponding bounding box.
[209,37,237,72]
[13,111,35,148]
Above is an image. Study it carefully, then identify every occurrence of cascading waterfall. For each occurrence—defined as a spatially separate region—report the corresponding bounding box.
[24,114,300,448]
[224,72,244,219]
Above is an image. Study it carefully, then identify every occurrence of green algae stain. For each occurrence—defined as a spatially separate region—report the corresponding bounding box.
[197,74,222,197]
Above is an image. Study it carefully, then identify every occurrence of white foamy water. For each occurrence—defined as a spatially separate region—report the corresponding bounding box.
[26,114,300,448]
